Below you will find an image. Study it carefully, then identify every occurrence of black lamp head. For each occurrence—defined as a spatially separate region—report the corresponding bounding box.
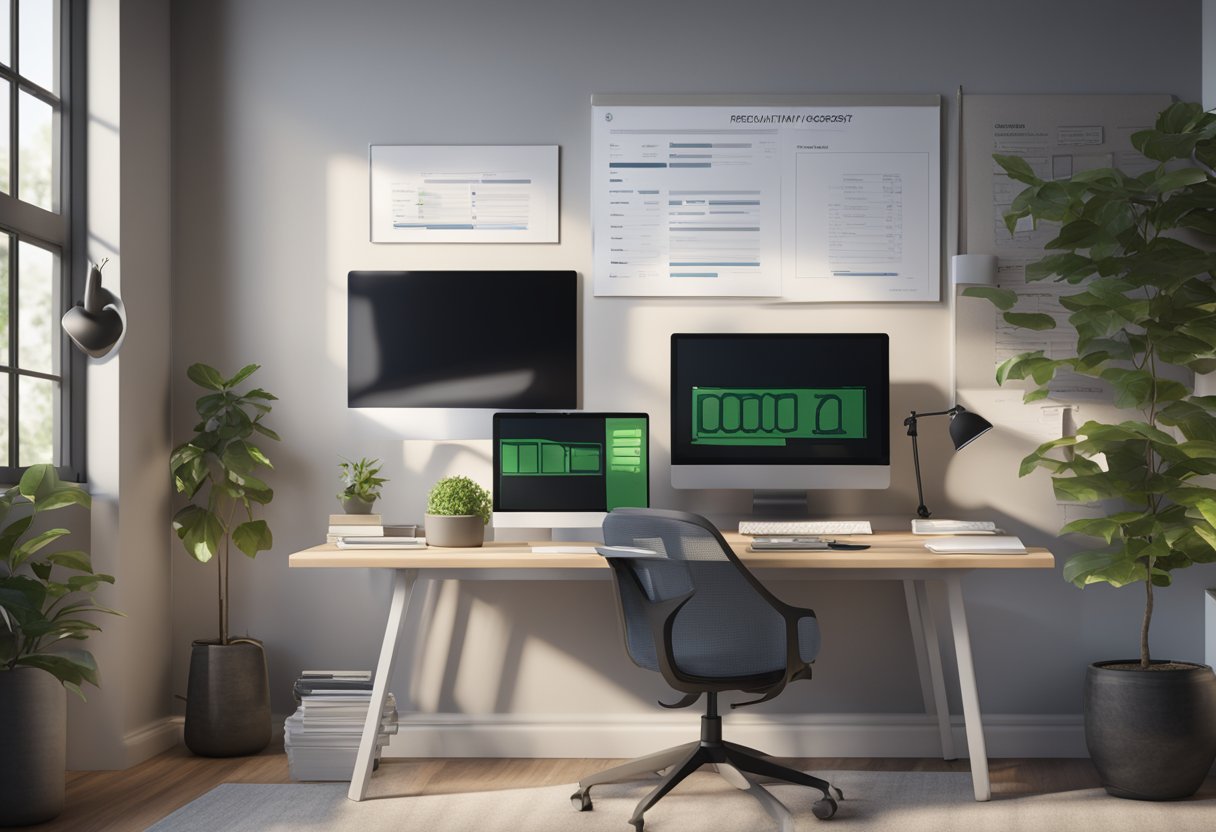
[948,406,993,451]
[62,260,125,359]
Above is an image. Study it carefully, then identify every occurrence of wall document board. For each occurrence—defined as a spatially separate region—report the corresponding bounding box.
[591,94,941,301]
[956,93,1173,399]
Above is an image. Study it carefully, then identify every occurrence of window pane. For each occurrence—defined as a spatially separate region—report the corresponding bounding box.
[0,373,8,466]
[17,240,55,373]
[0,1,10,68]
[18,373,54,465]
[0,78,9,195]
[18,90,55,210]
[18,0,56,93]
[0,235,8,365]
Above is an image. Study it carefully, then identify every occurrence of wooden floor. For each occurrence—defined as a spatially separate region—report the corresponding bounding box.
[12,747,1104,832]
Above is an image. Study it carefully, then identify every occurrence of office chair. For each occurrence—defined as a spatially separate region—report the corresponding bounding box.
[571,508,841,831]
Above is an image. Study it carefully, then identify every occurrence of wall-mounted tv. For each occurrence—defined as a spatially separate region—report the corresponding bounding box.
[348,270,577,409]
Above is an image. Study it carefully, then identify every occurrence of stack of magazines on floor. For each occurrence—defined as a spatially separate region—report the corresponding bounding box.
[285,670,398,781]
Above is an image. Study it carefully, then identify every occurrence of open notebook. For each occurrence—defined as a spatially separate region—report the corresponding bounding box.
[923,535,1026,554]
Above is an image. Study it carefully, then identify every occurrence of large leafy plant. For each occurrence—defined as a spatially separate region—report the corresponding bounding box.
[966,102,1216,667]
[0,465,118,698]
[171,363,279,645]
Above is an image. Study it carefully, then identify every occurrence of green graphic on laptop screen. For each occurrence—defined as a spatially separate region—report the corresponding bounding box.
[494,414,648,513]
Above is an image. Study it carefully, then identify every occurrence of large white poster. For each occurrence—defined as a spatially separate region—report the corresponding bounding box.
[591,96,940,300]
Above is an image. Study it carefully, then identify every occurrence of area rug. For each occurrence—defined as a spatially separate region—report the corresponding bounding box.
[147,770,1216,832]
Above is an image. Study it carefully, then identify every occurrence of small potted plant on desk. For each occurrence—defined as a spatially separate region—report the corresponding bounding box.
[0,465,116,826]
[966,101,1216,799]
[425,476,491,548]
[337,457,386,515]
[170,362,279,757]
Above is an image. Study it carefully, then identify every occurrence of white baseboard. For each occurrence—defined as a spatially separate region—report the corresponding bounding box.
[123,716,183,767]
[384,712,1086,759]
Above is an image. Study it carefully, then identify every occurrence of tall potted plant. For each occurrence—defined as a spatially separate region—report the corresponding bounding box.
[170,363,278,757]
[0,465,115,825]
[966,101,1216,799]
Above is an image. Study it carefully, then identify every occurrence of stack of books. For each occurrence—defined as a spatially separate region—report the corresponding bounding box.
[284,670,398,781]
[326,514,383,543]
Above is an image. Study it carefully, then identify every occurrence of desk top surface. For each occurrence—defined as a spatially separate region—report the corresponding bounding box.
[288,531,1054,571]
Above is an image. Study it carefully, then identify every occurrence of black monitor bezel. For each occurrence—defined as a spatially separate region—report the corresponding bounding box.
[669,332,890,467]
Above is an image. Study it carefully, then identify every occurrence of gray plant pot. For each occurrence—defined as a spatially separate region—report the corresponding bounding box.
[184,639,272,757]
[1084,660,1216,800]
[0,668,65,826]
[340,496,376,515]
[424,513,485,547]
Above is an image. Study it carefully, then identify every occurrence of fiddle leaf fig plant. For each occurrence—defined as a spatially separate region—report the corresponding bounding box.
[170,363,279,645]
[0,465,119,699]
[965,101,1216,667]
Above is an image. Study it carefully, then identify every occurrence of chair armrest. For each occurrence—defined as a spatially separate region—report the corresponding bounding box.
[595,545,662,560]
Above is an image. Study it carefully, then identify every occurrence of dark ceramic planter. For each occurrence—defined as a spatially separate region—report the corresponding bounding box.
[340,497,375,515]
[0,668,65,826]
[1084,660,1216,800]
[184,639,272,757]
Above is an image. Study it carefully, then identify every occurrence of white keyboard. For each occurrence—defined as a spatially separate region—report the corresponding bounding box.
[911,519,998,535]
[739,520,873,536]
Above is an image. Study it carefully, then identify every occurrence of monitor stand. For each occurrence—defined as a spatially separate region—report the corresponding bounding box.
[751,490,809,518]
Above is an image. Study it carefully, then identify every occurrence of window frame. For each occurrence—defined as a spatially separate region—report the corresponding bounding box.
[0,0,85,483]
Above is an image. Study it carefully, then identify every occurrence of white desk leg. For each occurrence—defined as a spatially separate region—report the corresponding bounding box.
[348,568,418,802]
[945,574,991,802]
[903,581,955,760]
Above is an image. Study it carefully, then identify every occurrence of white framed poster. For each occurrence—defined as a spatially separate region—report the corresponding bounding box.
[591,95,940,300]
[370,145,559,243]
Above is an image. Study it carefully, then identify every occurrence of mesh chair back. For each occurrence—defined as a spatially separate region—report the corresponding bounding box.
[602,509,793,679]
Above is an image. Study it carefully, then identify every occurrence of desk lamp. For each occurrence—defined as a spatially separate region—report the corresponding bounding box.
[61,259,126,359]
[903,405,993,518]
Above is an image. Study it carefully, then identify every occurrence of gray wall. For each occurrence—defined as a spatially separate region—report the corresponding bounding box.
[169,0,1206,754]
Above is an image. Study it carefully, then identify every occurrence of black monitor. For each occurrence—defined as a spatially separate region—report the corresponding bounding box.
[347,270,577,409]
[492,412,650,529]
[670,333,890,498]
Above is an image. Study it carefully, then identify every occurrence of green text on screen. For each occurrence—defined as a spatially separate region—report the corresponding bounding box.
[692,388,867,445]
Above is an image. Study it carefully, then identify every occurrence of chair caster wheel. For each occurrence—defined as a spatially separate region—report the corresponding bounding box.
[570,790,592,811]
[812,797,838,819]
[831,785,844,801]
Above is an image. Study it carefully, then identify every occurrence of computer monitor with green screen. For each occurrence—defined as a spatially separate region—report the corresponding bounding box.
[670,334,890,510]
[492,412,650,528]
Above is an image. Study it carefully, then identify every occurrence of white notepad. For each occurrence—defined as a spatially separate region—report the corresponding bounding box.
[923,535,1026,554]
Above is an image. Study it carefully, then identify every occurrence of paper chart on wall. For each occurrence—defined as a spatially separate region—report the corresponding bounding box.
[370,145,559,243]
[961,94,1172,401]
[591,96,940,300]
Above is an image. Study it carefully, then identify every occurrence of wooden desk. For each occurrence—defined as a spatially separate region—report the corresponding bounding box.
[290,533,1054,803]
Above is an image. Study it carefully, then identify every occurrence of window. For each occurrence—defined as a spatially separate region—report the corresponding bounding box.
[0,0,83,481]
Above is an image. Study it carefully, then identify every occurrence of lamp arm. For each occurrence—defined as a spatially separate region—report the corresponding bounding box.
[910,431,931,519]
[904,406,962,427]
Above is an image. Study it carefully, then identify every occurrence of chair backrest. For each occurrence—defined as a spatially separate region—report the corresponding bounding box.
[601,508,801,679]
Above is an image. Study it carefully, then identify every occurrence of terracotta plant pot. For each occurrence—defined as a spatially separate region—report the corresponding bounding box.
[184,639,272,757]
[0,668,65,825]
[424,514,485,547]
